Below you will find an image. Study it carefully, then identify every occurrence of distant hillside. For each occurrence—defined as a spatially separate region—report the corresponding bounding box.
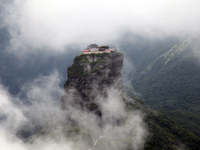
[126,96,200,150]
[127,37,200,137]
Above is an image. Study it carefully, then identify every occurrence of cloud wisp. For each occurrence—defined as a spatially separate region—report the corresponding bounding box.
[61,85,148,150]
[0,71,65,150]
[0,70,148,150]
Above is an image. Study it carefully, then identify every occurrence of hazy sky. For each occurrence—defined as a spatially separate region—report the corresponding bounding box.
[1,0,200,53]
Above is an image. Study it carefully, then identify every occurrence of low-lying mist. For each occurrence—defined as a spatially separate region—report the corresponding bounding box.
[0,70,148,150]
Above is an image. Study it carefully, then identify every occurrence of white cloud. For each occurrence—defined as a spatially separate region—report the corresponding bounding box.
[0,84,27,150]
[0,72,67,150]
[3,0,200,53]
[20,71,64,128]
[0,68,148,150]
[0,130,27,150]
[0,84,27,132]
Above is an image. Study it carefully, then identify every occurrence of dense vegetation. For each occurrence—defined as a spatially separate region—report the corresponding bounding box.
[125,95,200,150]
[121,35,200,137]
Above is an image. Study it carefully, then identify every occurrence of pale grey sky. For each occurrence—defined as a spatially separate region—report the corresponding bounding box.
[3,0,200,52]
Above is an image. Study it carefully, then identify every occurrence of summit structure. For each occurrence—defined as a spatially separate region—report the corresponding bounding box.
[82,44,115,54]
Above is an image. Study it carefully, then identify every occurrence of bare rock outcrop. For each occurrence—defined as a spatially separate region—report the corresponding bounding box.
[61,51,124,114]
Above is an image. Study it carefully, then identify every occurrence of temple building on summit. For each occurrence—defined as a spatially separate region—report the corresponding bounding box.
[87,44,99,51]
[82,44,115,54]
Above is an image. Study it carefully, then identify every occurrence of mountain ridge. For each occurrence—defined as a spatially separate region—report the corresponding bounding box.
[131,37,200,137]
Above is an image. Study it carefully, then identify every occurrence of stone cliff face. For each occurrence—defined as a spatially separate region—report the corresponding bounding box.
[61,51,124,114]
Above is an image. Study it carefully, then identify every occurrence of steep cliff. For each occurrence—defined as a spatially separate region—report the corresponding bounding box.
[61,51,123,114]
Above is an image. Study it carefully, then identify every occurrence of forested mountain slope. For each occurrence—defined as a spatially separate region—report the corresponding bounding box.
[128,37,200,137]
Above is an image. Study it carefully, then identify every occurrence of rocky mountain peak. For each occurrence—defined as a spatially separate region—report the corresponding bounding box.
[61,51,124,114]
